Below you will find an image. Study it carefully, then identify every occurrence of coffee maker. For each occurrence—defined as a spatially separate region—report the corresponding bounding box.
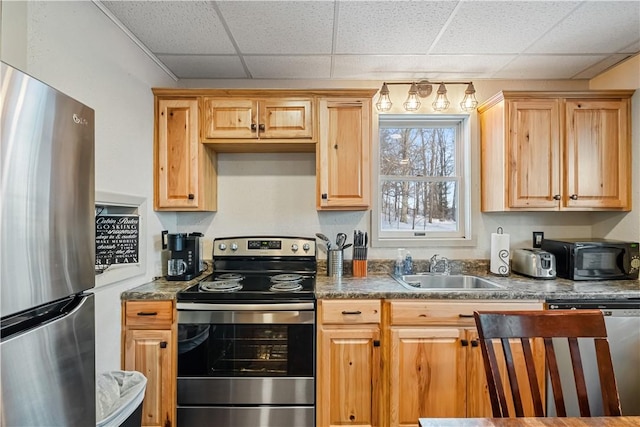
[165,232,204,281]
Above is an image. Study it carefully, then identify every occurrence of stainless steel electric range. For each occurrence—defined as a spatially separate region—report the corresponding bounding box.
[176,236,317,427]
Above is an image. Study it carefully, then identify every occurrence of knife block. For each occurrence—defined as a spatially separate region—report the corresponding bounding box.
[352,260,367,277]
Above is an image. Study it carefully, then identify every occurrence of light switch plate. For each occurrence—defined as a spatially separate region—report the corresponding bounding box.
[533,231,544,248]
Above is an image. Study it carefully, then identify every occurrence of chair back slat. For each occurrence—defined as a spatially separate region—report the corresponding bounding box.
[473,310,622,418]
[520,338,545,416]
[568,337,591,416]
[543,337,567,417]
[500,338,525,417]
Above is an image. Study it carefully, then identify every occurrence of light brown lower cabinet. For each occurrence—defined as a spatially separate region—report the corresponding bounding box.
[317,299,382,427]
[122,300,176,427]
[317,299,544,427]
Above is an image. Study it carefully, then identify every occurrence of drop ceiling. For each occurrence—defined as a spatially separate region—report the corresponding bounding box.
[96,0,640,81]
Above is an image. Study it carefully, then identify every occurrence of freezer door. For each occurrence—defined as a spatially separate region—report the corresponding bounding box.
[1,62,95,317]
[1,294,95,426]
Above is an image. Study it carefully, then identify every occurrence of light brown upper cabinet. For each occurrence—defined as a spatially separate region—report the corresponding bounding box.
[201,95,315,152]
[154,98,217,211]
[317,92,376,210]
[479,91,633,212]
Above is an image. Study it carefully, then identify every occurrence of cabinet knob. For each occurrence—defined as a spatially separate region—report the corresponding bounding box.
[373,340,381,347]
[259,124,265,131]
[251,123,257,131]
[570,194,578,200]
[188,193,195,200]
[334,144,338,149]
[461,339,469,347]
[553,194,561,201]
[136,311,158,316]
[160,341,167,349]
[471,340,479,347]
[321,193,328,200]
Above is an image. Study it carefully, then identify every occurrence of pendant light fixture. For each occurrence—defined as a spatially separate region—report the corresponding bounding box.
[375,80,478,113]
[432,83,450,112]
[375,83,392,112]
[460,83,479,112]
[402,83,421,111]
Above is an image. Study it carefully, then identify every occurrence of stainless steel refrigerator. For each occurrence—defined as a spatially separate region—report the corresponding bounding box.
[0,62,96,426]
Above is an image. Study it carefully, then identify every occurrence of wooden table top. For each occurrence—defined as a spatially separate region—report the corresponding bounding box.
[418,417,640,427]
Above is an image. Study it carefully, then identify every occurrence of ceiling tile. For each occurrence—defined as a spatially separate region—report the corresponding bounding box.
[572,54,636,79]
[432,1,580,54]
[527,1,640,54]
[102,1,236,54]
[334,1,458,54]
[217,1,334,54]
[156,55,247,79]
[332,54,516,80]
[244,56,332,79]
[493,55,608,79]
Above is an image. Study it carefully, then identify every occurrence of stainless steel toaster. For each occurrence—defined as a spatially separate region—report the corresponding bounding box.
[511,248,556,279]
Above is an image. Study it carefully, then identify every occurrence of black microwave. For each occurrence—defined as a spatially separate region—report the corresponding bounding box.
[541,239,640,280]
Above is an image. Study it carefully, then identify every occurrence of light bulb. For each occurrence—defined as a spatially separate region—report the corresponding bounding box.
[460,82,478,112]
[432,83,450,112]
[375,83,392,112]
[403,83,421,111]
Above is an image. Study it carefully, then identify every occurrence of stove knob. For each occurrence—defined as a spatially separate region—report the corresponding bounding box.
[303,243,310,252]
[231,243,238,251]
[218,243,227,251]
[291,243,299,252]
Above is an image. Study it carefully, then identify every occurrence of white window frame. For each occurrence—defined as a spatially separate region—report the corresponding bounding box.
[372,114,472,248]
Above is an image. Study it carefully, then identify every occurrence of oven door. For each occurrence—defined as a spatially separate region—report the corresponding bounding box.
[176,302,315,427]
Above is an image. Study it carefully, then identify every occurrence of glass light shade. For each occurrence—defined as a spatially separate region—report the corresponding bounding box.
[375,83,392,112]
[403,83,421,111]
[460,83,478,111]
[432,83,450,111]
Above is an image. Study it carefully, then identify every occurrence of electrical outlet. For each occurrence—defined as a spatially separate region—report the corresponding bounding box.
[533,231,544,248]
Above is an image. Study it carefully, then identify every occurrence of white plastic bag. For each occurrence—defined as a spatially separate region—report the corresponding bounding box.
[96,370,147,427]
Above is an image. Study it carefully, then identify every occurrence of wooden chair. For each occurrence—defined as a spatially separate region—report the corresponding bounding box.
[473,310,621,418]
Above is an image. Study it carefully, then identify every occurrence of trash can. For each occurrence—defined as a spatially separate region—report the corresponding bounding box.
[96,370,147,427]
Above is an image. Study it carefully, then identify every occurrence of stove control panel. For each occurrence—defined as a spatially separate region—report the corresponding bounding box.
[214,237,316,257]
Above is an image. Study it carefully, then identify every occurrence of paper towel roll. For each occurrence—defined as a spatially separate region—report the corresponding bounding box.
[490,229,510,275]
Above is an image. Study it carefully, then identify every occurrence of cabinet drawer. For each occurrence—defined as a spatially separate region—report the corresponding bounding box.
[320,299,381,324]
[124,300,174,328]
[389,300,543,326]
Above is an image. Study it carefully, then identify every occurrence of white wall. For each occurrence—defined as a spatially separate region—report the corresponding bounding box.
[1,0,177,374]
[177,77,638,262]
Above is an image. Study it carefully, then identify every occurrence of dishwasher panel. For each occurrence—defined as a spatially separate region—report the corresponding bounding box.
[546,300,640,416]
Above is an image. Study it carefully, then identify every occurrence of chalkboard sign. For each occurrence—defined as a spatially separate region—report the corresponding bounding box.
[95,214,140,269]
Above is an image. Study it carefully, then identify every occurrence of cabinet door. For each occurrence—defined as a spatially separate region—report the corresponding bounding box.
[156,99,201,209]
[565,99,630,210]
[317,98,371,210]
[507,99,561,209]
[201,98,256,139]
[389,327,466,426]
[123,329,174,427]
[317,326,380,427]
[259,99,313,139]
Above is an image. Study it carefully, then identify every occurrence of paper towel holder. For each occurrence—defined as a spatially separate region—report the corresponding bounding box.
[491,227,511,276]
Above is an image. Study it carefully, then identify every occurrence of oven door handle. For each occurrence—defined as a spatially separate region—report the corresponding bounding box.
[176,302,315,311]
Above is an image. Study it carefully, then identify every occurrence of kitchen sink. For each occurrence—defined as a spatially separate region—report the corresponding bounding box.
[392,274,504,291]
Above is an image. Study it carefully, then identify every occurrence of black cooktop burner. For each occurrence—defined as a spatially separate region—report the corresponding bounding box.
[199,281,243,292]
[177,271,316,302]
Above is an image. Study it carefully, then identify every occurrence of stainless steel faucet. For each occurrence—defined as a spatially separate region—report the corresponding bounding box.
[429,254,451,275]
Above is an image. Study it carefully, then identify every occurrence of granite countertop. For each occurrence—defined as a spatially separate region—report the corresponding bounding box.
[121,260,640,301]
